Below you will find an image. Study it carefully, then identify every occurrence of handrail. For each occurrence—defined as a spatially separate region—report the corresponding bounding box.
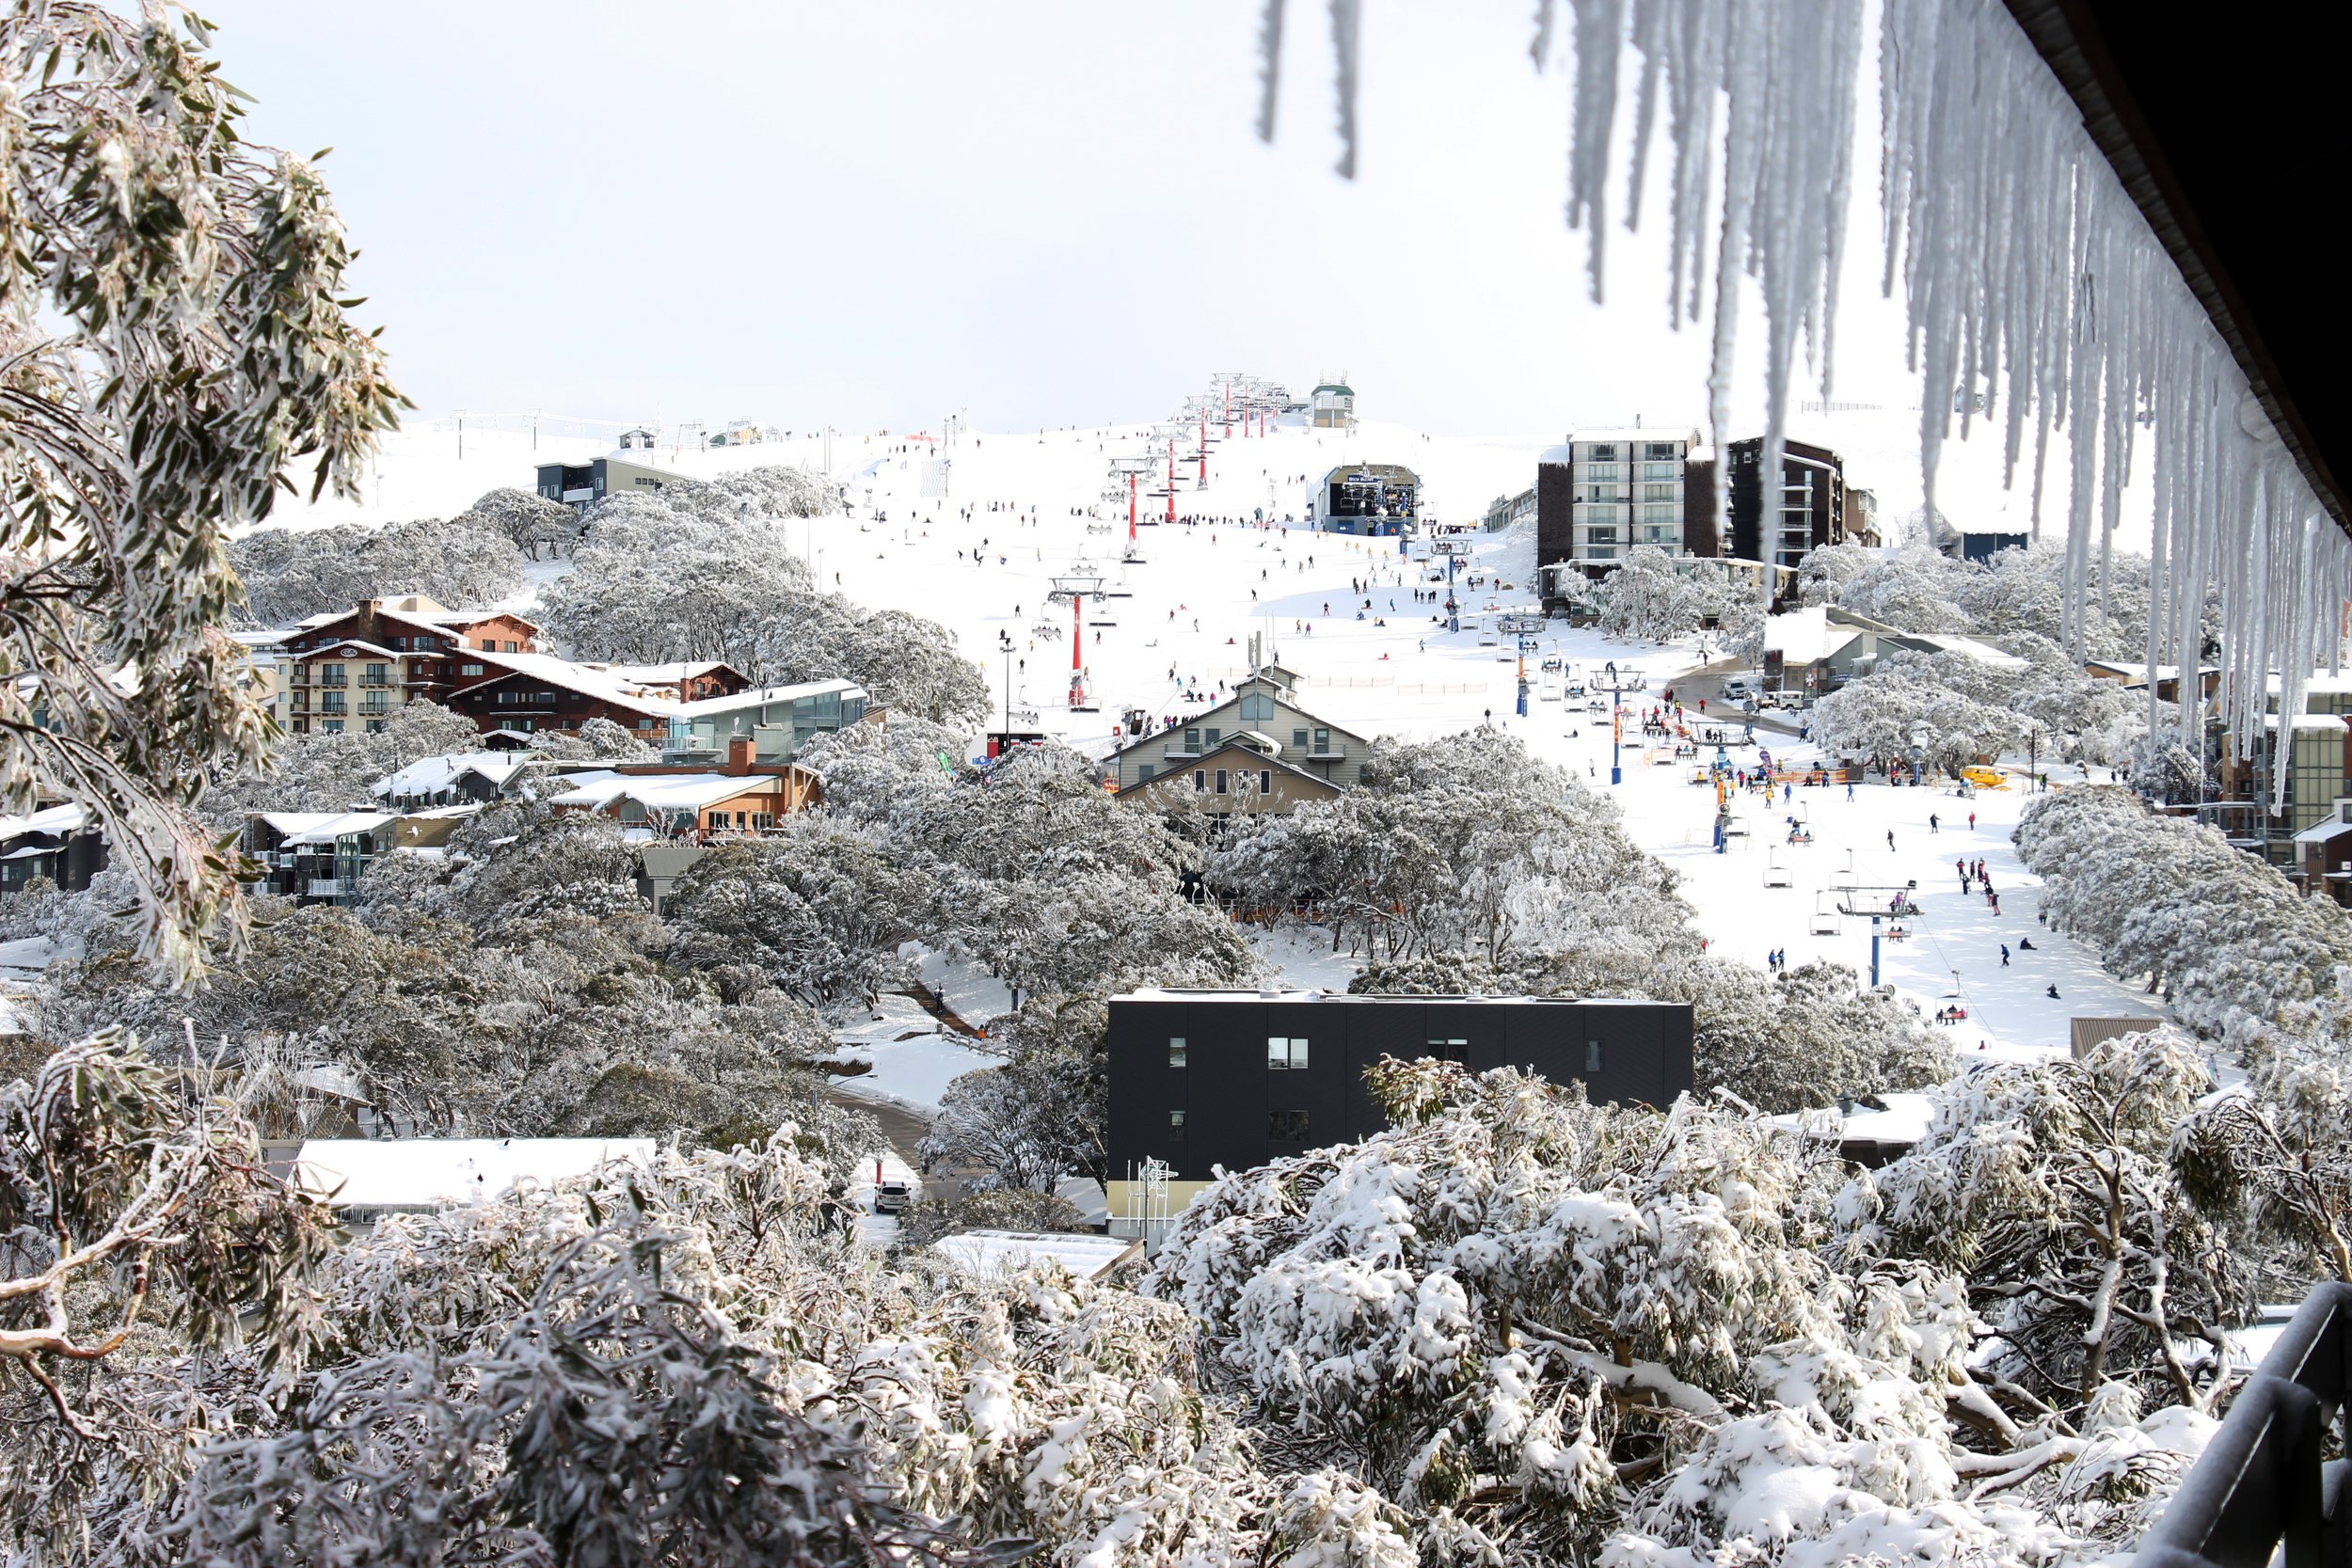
[2142,1282,2352,1568]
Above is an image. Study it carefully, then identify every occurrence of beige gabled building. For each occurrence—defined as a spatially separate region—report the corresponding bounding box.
[1116,739,1343,824]
[1108,668,1371,792]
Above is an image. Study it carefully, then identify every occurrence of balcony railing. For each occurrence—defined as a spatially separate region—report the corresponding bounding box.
[2140,1281,2352,1568]
[307,878,356,898]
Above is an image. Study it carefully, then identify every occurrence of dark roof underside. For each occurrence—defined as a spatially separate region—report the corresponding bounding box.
[2003,0,2352,535]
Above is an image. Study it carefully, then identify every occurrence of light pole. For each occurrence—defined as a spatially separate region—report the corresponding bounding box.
[996,630,1014,758]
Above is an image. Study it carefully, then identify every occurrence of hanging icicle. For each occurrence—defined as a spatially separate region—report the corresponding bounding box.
[1249,0,2352,800]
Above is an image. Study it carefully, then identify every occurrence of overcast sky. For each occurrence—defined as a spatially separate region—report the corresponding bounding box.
[198,2,1927,441]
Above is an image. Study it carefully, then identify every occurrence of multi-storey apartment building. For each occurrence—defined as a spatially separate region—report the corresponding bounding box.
[1535,428,1705,578]
[278,597,544,735]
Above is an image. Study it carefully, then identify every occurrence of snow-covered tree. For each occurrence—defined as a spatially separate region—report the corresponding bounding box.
[1807,652,2021,773]
[230,511,523,626]
[1596,546,1706,642]
[2,2,400,979]
[199,700,485,825]
[455,484,580,560]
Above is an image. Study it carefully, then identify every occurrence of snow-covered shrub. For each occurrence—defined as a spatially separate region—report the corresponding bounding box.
[895,1187,1091,1247]
[1597,546,1708,643]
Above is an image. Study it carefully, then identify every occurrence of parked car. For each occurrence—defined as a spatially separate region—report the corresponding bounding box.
[873,1180,913,1214]
[1722,677,1752,697]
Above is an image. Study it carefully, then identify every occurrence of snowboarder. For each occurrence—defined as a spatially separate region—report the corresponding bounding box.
[1886,831,1896,851]
[2046,984,2061,1000]
[1930,814,1940,832]
[2000,944,2010,967]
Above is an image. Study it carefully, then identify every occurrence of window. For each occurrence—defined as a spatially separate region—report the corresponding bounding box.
[364,719,386,733]
[1643,504,1679,525]
[320,664,347,687]
[1269,1109,1310,1141]
[502,641,518,653]
[1428,1037,1469,1064]
[1293,728,1309,748]
[1168,1037,1187,1069]
[1215,768,1228,794]
[1267,1036,1310,1070]
[1585,1040,1603,1073]
[1184,727,1200,752]
[462,662,485,676]
[1168,1109,1186,1142]
[1259,769,1273,794]
[389,636,407,651]
[320,691,346,715]
[1238,692,1273,721]
[1312,727,1330,753]
[1583,443,1619,460]
[360,692,389,715]
[1645,483,1678,501]
[1136,763,1156,784]
[1203,727,1220,746]
[290,665,310,685]
[321,719,343,734]
[1193,769,1206,792]
[362,663,389,687]
[1645,441,1680,461]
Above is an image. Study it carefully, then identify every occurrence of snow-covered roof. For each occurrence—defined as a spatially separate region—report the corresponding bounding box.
[2261,713,2350,732]
[672,677,866,719]
[930,1229,1141,1282]
[548,769,787,814]
[471,653,682,717]
[2293,816,2352,845]
[1769,1092,1938,1148]
[0,802,87,844]
[259,810,393,844]
[1764,606,1836,663]
[1113,989,1661,1006]
[1904,633,2027,670]
[609,660,739,684]
[291,1137,654,1212]
[1565,426,1700,445]
[371,752,532,799]
[293,638,402,660]
[1538,443,1574,465]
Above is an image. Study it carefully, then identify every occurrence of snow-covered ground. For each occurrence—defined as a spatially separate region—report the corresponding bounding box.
[273,404,2159,1063]
[822,990,999,1114]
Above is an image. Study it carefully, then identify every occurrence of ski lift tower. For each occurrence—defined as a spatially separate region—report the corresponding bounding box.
[1592,659,1648,785]
[1500,612,1546,716]
[1048,558,1106,710]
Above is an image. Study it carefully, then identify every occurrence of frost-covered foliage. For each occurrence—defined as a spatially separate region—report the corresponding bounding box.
[2015,785,2352,1037]
[1150,1058,2207,1566]
[1841,1033,2249,1416]
[922,996,1110,1192]
[38,819,850,1143]
[542,490,986,723]
[230,510,522,626]
[198,700,482,827]
[1679,957,1951,1115]
[1808,650,2022,773]
[667,821,933,1006]
[1,3,401,982]
[1596,546,1709,643]
[1210,729,1680,967]
[455,484,580,560]
[19,1131,1422,1568]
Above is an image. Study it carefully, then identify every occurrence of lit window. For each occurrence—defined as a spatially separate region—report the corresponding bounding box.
[1168,1037,1187,1068]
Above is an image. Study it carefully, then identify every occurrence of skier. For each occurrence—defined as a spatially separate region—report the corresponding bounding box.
[1886,831,1896,851]
[2000,943,2010,967]
[1930,813,1940,832]
[1968,811,1977,831]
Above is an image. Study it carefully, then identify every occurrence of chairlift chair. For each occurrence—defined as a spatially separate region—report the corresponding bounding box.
[1764,847,1793,888]
[1810,894,1842,936]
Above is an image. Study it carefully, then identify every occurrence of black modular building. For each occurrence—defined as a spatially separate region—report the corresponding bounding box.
[1107,990,1694,1182]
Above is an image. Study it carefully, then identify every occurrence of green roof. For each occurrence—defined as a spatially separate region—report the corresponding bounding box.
[1311,383,1355,397]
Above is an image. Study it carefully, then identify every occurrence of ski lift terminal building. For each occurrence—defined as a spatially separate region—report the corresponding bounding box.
[1310,461,1421,537]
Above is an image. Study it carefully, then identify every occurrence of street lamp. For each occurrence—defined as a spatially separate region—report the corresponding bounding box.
[996,630,1014,758]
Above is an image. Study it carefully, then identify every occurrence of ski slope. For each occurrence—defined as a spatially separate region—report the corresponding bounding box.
[273,409,2160,1062]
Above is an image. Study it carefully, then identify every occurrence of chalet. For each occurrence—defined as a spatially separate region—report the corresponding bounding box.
[1762,606,2025,696]
[663,678,871,764]
[371,751,537,810]
[547,738,821,838]
[1107,667,1371,791]
[279,596,544,735]
[442,653,679,738]
[1116,739,1343,826]
[0,803,108,893]
[243,807,474,905]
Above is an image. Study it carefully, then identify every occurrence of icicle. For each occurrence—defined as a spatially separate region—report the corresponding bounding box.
[1264,0,2348,759]
[1255,0,1288,143]
[1329,0,1361,180]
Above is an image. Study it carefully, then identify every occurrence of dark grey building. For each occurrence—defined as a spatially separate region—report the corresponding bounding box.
[1107,990,1694,1187]
[1724,436,1847,570]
